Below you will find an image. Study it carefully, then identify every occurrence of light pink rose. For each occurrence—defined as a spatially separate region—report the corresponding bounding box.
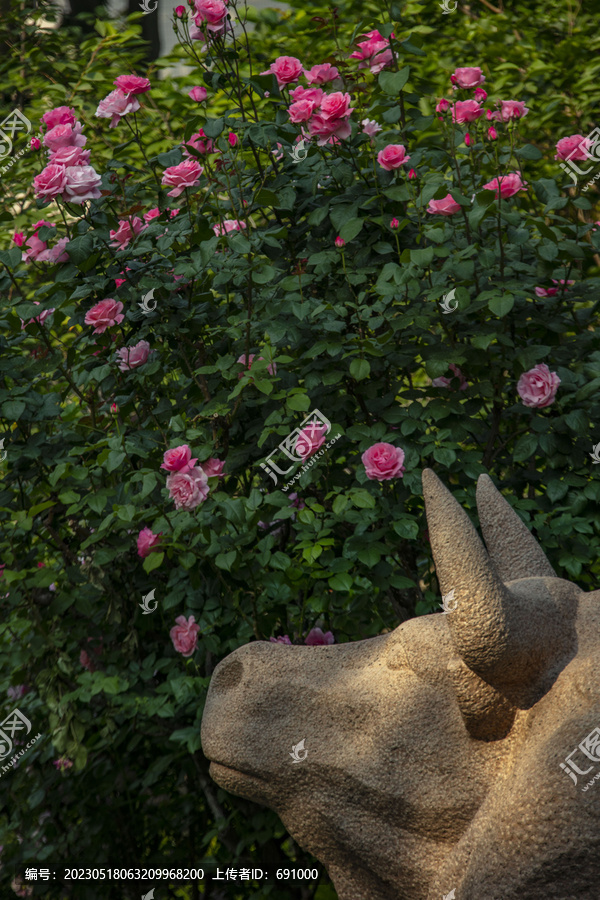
[450,67,485,89]
[63,165,103,203]
[95,89,141,127]
[183,129,216,156]
[236,353,276,376]
[213,219,247,235]
[451,100,483,124]
[33,164,67,200]
[188,86,208,101]
[361,118,382,137]
[170,615,201,656]
[305,627,335,645]
[166,467,210,509]
[427,194,462,216]
[270,635,292,644]
[304,63,339,84]
[20,301,56,329]
[161,444,198,473]
[113,75,151,95]
[517,363,560,408]
[350,30,393,74]
[534,279,575,298]
[144,208,161,223]
[436,98,450,113]
[260,56,304,88]
[288,99,318,123]
[482,172,528,198]
[48,146,90,167]
[193,0,228,31]
[41,106,77,129]
[84,298,124,334]
[43,122,87,151]
[162,159,203,197]
[294,421,328,460]
[116,339,150,372]
[199,458,225,478]
[110,217,144,250]
[432,363,469,390]
[47,236,69,263]
[137,527,162,558]
[377,143,410,170]
[289,86,324,105]
[21,222,51,262]
[289,492,305,509]
[29,235,69,265]
[554,134,591,161]
[362,442,405,481]
[496,100,529,121]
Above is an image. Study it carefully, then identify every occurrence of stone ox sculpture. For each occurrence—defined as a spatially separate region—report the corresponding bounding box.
[201,470,600,899]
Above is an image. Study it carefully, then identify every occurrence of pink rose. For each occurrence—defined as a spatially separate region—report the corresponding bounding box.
[188,86,207,102]
[288,99,318,123]
[33,164,67,200]
[213,219,246,235]
[161,444,198,473]
[432,363,469,391]
[517,363,560,409]
[289,492,305,509]
[175,4,185,14]
[144,208,161,223]
[137,527,162,558]
[63,165,103,204]
[161,159,203,197]
[427,194,462,216]
[350,30,393,74]
[41,106,77,129]
[199,458,225,478]
[295,420,328,460]
[362,442,405,481]
[482,172,528,199]
[47,237,69,263]
[451,100,483,124]
[361,118,382,137]
[183,129,216,156]
[450,67,485,89]
[13,232,25,246]
[116,339,150,372]
[84,298,124,334]
[304,63,339,84]
[377,143,410,170]
[473,87,487,102]
[110,217,144,250]
[30,136,41,150]
[48,146,90,167]
[260,56,304,88]
[236,353,276,376]
[170,615,201,656]
[534,279,575,298]
[435,98,450,113]
[228,132,238,147]
[308,91,354,144]
[166,468,210,509]
[496,100,529,121]
[554,134,591,161]
[270,635,292,644]
[305,627,334,645]
[193,0,228,31]
[95,89,140,127]
[43,122,87,151]
[289,86,324,105]
[487,126,498,141]
[113,75,151,95]
[20,301,56,329]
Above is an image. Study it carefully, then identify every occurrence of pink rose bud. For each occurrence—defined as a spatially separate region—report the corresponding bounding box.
[13,232,25,246]
[487,125,498,140]
[474,87,487,102]
[175,4,185,14]
[390,218,400,229]
[408,168,417,179]
[435,98,450,113]
[110,403,118,413]
[464,133,471,146]
[30,136,41,149]
[335,236,346,248]
[188,86,207,102]
[228,132,238,147]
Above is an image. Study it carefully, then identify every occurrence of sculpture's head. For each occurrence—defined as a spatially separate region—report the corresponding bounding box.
[201,471,600,900]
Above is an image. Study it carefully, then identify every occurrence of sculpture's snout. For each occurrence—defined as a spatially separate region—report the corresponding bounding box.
[210,655,244,694]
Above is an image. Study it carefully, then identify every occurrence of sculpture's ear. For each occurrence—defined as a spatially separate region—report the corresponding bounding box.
[476,474,555,582]
[447,659,515,741]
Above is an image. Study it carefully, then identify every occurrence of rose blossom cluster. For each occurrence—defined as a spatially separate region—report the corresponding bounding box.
[34,106,102,205]
[189,0,231,42]
[270,627,335,646]
[15,220,69,265]
[96,74,151,128]
[286,82,354,146]
[160,444,224,511]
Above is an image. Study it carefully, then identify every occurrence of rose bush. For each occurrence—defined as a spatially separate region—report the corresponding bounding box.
[1,0,600,896]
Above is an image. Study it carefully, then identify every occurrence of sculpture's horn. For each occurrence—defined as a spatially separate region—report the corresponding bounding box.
[476,474,555,582]
[422,469,550,692]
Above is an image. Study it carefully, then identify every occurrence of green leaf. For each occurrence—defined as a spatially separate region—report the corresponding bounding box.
[339,217,364,242]
[513,433,537,462]
[378,66,410,95]
[328,573,353,591]
[66,234,94,267]
[215,550,236,570]
[143,552,164,573]
[106,450,126,472]
[351,489,376,509]
[488,294,514,317]
[358,545,381,567]
[332,495,349,515]
[350,358,370,381]
[2,400,26,420]
[287,392,310,411]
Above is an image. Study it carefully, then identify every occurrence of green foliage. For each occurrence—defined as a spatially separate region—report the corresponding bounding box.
[0,0,599,897]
